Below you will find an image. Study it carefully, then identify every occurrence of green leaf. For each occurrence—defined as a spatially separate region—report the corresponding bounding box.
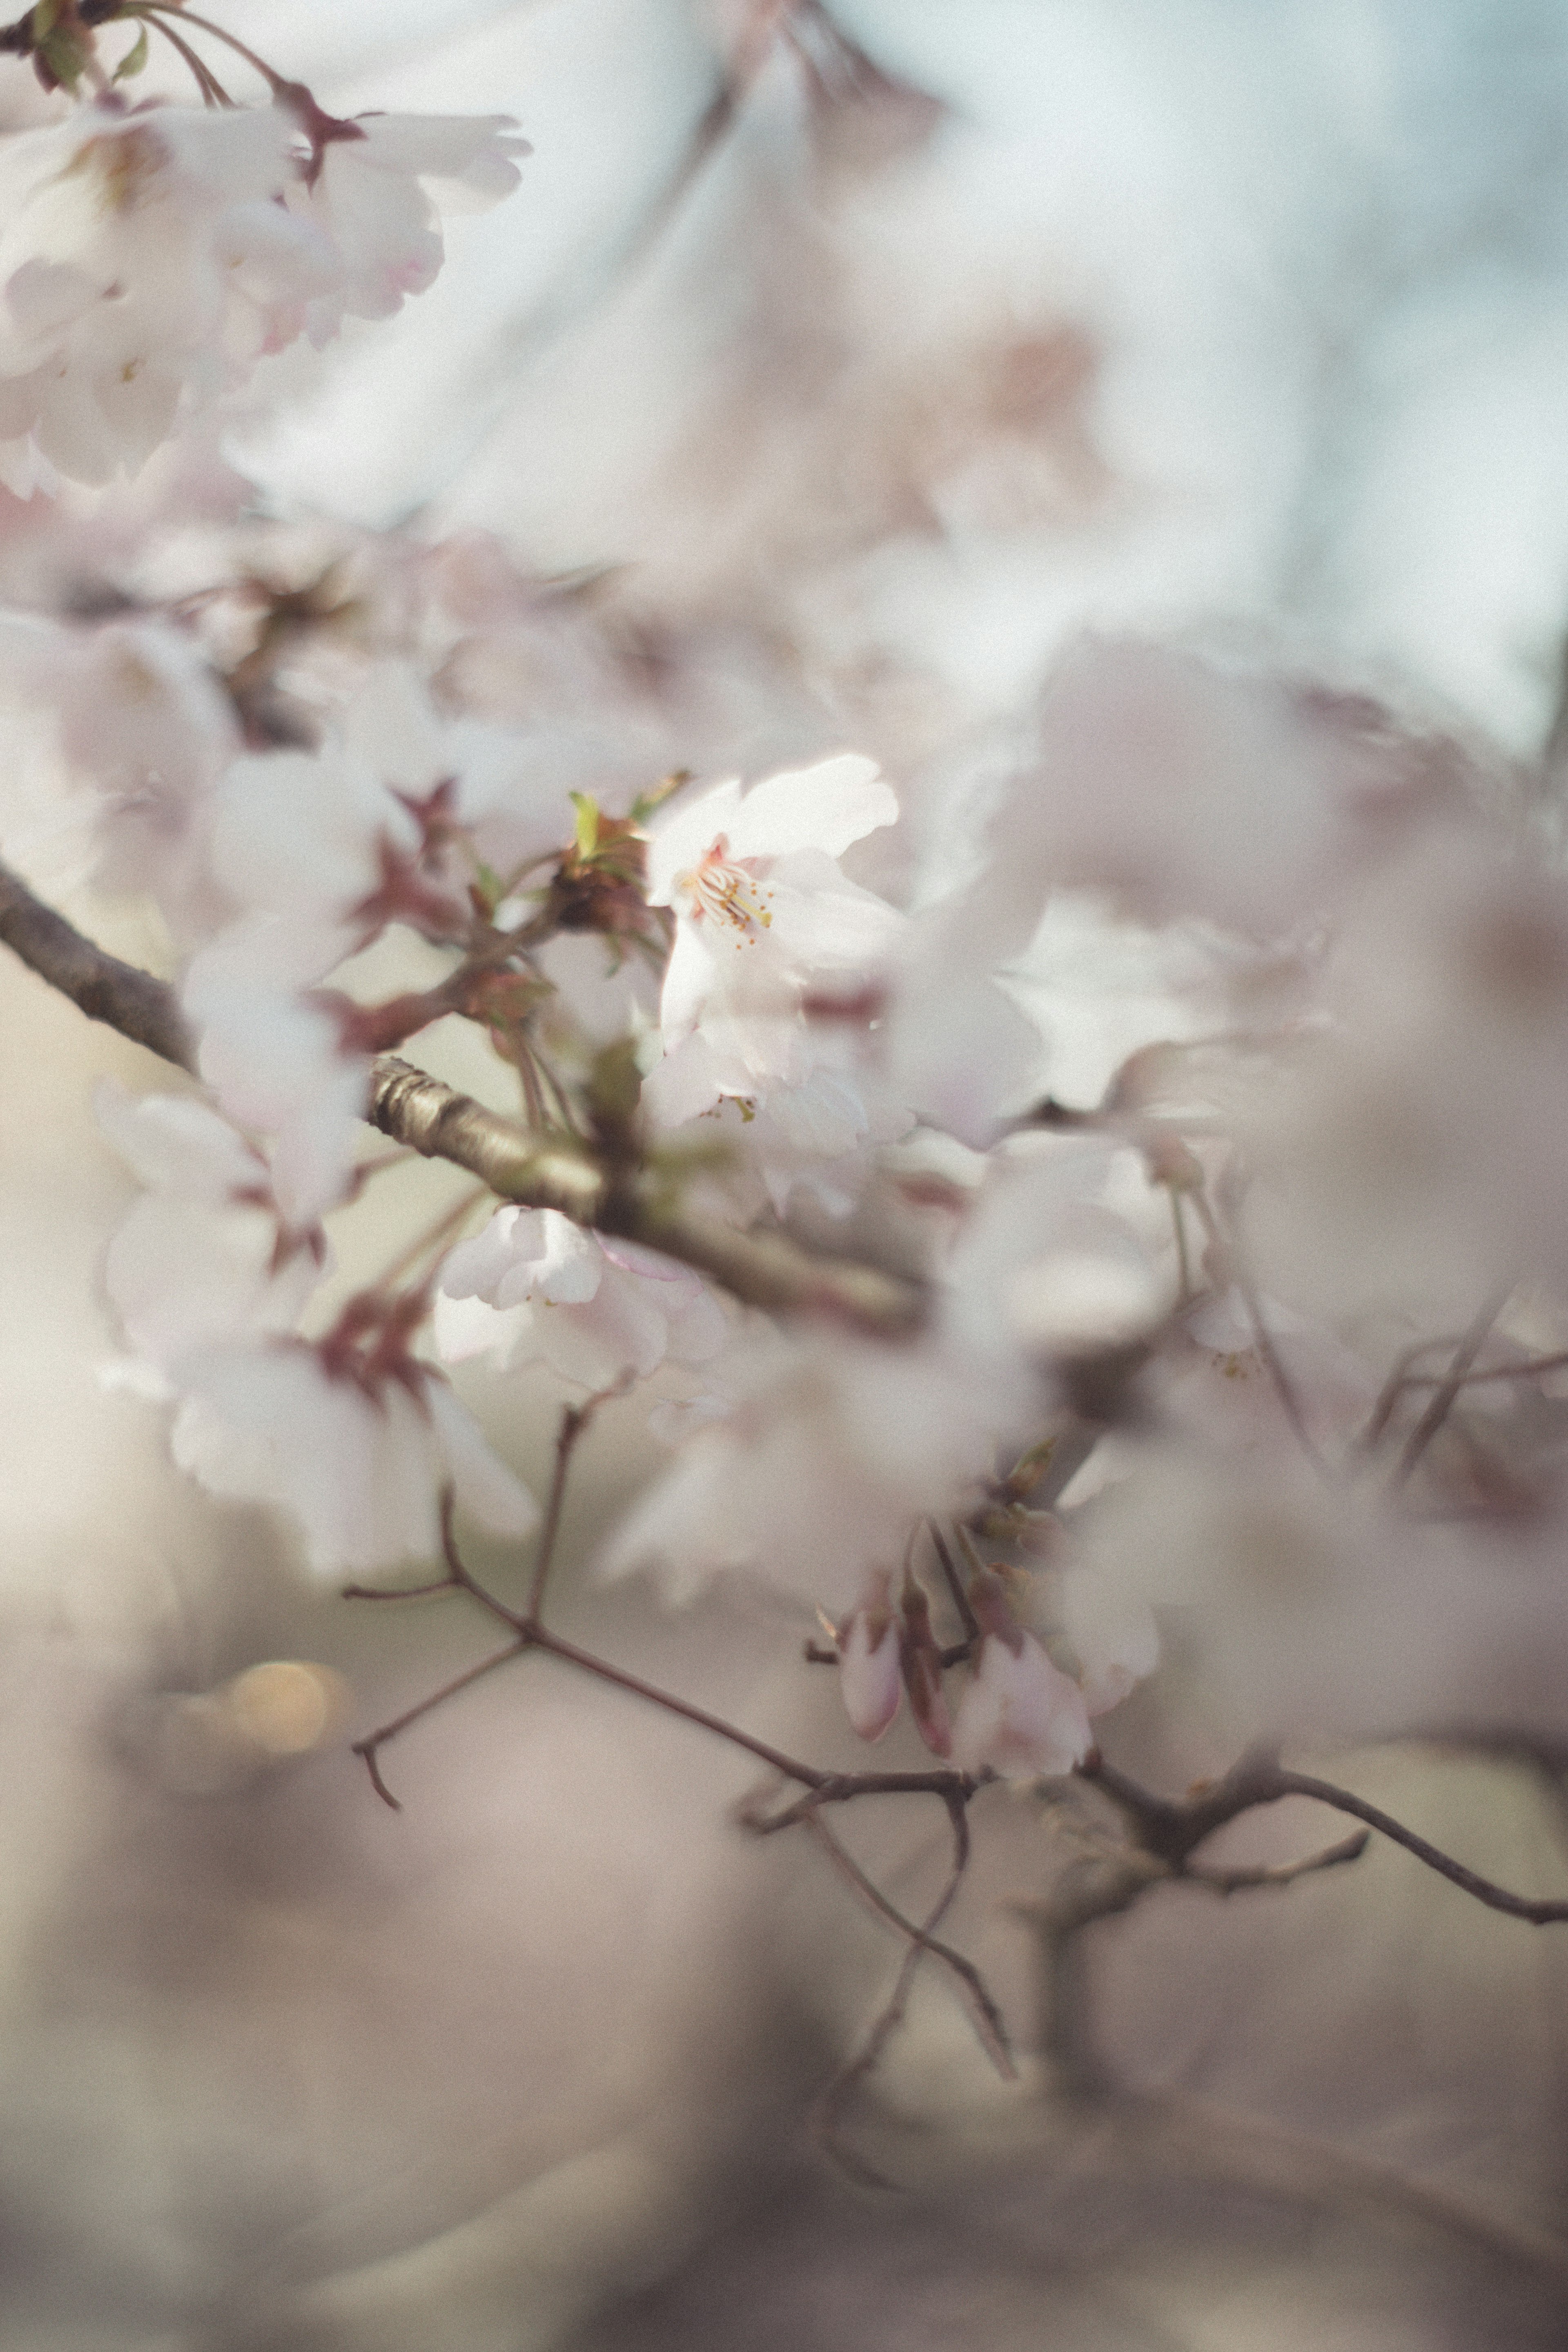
[569,792,599,861]
[37,22,85,85]
[30,0,61,40]
[112,23,149,80]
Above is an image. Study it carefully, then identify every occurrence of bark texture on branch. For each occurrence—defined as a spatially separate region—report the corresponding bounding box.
[0,863,197,1073]
[0,860,925,1333]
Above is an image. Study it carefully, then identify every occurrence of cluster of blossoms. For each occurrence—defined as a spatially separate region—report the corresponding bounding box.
[0,12,525,493]
[4,2,1568,1809]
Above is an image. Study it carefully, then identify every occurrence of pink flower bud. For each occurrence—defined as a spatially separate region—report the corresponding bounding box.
[898,1575,952,1758]
[838,1606,902,1743]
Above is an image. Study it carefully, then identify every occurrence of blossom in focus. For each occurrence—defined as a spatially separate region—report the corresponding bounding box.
[434,1206,726,1390]
[641,753,902,1120]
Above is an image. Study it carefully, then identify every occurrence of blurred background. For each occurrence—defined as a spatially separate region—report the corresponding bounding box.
[4,3,1568,2345]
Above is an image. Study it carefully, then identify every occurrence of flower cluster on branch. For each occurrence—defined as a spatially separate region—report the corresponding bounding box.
[1,0,1568,2176]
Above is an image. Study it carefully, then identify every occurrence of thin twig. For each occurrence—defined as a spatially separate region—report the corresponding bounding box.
[1185,1831,1370,1893]
[1169,1186,1193,1303]
[1406,1351,1568,1392]
[804,1806,1016,2080]
[1393,1285,1515,1488]
[1187,1189,1326,1474]
[1076,1748,1568,1924]
[1272,1769,1568,1923]
[1356,1334,1463,1454]
[812,1791,972,2186]
[351,1639,526,1810]
[524,1382,630,1623]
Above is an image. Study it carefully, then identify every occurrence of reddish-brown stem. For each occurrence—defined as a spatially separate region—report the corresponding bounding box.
[524,1385,629,1623]
[351,1639,526,1810]
[137,2,280,88]
[804,1806,1015,2080]
[132,11,231,103]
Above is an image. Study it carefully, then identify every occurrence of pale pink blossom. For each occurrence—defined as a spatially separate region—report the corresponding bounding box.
[287,114,530,336]
[33,617,240,939]
[170,1334,537,1579]
[434,1207,726,1390]
[1056,1568,1160,1716]
[96,1082,322,1370]
[950,1630,1093,1781]
[0,104,334,487]
[641,754,902,1116]
[599,1335,995,1611]
[0,99,527,490]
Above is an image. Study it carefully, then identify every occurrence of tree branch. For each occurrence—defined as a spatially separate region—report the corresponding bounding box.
[1076,1746,1568,1924]
[0,858,924,1334]
[0,862,196,1071]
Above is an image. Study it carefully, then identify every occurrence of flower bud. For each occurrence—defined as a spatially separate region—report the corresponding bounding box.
[837,1572,902,1742]
[898,1573,952,1757]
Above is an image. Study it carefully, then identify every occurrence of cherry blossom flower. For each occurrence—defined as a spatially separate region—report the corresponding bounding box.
[950,1629,1092,1780]
[27,616,241,940]
[434,1206,726,1390]
[641,753,903,1119]
[287,114,530,335]
[598,1334,996,1612]
[0,98,527,492]
[170,1328,537,1579]
[0,104,333,490]
[97,1083,534,1577]
[181,666,569,1221]
[96,1081,322,1372]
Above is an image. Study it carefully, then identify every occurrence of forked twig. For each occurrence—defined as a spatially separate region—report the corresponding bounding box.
[811,1791,973,2187]
[803,1806,1015,2082]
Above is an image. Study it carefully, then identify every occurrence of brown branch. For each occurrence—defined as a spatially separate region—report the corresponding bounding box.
[0,862,196,1070]
[1076,1746,1568,1924]
[1272,1768,1568,1922]
[350,1638,526,1810]
[0,857,923,1334]
[1185,1830,1370,1893]
[927,1521,981,1646]
[524,1381,632,1621]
